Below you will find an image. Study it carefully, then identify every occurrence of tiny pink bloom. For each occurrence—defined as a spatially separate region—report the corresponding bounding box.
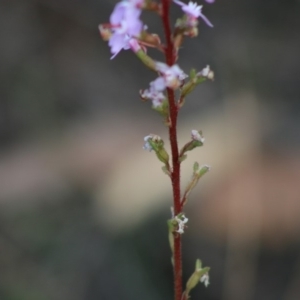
[143,62,187,100]
[108,1,144,58]
[151,77,166,91]
[173,0,213,27]
[108,32,131,59]
[156,62,187,90]
[110,3,142,37]
[150,91,166,108]
[151,97,164,108]
[141,81,166,107]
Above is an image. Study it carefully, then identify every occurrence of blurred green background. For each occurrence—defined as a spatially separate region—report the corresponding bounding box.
[1,0,300,299]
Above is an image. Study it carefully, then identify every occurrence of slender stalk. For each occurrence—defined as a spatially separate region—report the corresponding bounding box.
[161,1,183,300]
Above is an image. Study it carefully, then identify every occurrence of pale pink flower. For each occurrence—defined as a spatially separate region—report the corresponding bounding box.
[173,0,213,27]
[108,1,144,58]
[155,62,188,90]
[141,85,165,108]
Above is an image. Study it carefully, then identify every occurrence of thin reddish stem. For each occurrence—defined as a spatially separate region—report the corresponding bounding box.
[161,1,183,300]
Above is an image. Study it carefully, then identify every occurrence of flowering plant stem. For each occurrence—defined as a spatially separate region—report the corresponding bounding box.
[99,0,213,298]
[161,1,183,299]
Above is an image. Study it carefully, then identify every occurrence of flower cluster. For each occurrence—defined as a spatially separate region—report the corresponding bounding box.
[175,214,189,234]
[100,0,213,58]
[141,62,187,107]
[100,1,214,298]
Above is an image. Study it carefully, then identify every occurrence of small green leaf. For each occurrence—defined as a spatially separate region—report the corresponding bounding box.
[193,162,199,172]
[189,68,197,79]
[162,166,171,176]
[179,154,187,163]
[197,165,211,177]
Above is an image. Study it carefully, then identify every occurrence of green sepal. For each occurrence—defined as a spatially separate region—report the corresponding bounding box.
[167,218,176,263]
[180,66,213,99]
[195,259,202,270]
[156,148,169,164]
[148,138,169,165]
[167,218,177,232]
[179,136,204,163]
[162,166,171,176]
[181,80,197,97]
[189,68,197,79]
[179,154,187,163]
[168,229,174,254]
[193,162,199,172]
[152,99,169,117]
[198,165,210,177]
[196,77,207,85]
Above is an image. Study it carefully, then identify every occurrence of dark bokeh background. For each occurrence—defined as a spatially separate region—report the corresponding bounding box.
[1,0,300,299]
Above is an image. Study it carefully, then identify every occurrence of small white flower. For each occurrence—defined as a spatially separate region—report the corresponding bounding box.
[143,134,161,151]
[200,164,211,172]
[200,65,210,77]
[191,130,205,143]
[143,135,153,151]
[197,65,214,80]
[200,273,210,287]
[175,214,189,234]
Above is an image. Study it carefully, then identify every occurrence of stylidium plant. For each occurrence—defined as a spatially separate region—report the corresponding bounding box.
[99,1,214,299]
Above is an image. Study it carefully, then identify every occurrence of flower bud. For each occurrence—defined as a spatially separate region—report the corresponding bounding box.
[197,65,214,81]
[185,259,210,296]
[197,164,211,177]
[98,24,111,41]
[139,32,161,48]
[143,134,170,166]
[180,66,214,99]
[179,130,205,161]
[191,129,205,143]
